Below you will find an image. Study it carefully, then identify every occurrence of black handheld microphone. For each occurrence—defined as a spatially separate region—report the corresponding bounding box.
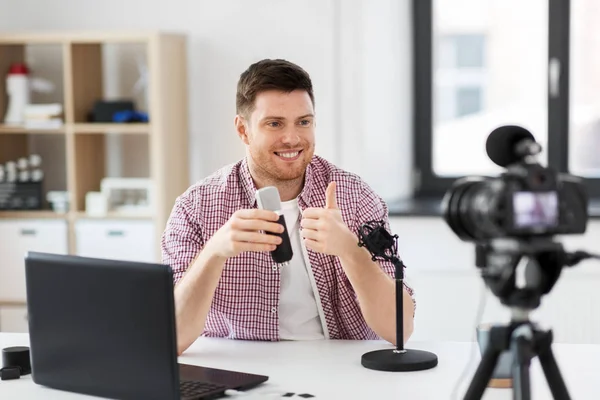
[486,125,540,167]
[255,186,293,264]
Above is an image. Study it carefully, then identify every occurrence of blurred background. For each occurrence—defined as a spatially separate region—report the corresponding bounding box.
[0,0,598,346]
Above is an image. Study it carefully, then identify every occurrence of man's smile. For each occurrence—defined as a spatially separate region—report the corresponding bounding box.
[274,150,303,161]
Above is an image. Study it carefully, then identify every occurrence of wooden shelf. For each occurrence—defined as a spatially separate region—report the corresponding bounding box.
[0,300,26,307]
[0,123,147,135]
[0,31,172,44]
[0,124,65,134]
[72,211,153,220]
[0,30,189,265]
[0,211,67,219]
[72,123,150,134]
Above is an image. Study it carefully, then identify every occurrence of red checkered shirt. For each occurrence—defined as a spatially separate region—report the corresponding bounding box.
[161,155,414,341]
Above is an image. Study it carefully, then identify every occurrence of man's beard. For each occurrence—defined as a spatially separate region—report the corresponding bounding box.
[249,143,314,183]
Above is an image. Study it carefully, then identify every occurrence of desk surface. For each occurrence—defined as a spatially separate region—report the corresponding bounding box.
[1,333,599,399]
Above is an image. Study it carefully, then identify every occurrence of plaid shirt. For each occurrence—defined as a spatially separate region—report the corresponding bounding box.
[161,155,414,341]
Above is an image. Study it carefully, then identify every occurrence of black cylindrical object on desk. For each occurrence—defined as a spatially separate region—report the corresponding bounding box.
[2,346,31,375]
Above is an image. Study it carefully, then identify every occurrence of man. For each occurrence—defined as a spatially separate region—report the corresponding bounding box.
[161,59,415,355]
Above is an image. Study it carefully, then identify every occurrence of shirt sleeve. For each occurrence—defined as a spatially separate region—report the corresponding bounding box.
[161,195,204,285]
[353,184,416,313]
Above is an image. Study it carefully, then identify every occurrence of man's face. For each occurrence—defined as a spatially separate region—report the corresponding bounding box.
[237,89,315,182]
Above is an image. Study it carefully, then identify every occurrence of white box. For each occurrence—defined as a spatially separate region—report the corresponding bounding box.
[0,219,68,302]
[85,191,108,216]
[75,219,156,263]
[100,178,153,215]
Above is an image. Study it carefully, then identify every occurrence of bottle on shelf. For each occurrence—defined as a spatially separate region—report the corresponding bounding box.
[4,63,30,125]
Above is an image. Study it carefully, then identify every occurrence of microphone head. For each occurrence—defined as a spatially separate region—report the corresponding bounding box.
[255,186,282,212]
[357,221,398,261]
[486,125,536,167]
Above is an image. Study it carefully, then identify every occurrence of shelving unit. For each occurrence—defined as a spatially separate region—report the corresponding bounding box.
[0,31,189,320]
[0,125,65,134]
[72,123,150,134]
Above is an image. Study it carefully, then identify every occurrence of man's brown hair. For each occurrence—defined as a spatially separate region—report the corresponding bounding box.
[236,59,315,117]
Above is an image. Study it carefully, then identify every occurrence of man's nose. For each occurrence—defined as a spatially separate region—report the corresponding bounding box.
[281,129,301,146]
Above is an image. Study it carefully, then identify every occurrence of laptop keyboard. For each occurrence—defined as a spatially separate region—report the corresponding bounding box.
[195,368,262,387]
[179,379,228,399]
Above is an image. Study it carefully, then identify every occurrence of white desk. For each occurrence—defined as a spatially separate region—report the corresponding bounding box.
[1,333,599,399]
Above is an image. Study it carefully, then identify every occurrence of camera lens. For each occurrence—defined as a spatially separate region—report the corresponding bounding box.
[442,176,506,241]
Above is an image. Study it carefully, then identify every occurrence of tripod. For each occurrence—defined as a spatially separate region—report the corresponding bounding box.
[463,240,577,400]
[464,309,570,400]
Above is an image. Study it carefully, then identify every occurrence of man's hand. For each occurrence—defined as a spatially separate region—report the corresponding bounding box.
[300,182,414,344]
[173,209,283,355]
[205,209,284,259]
[300,182,355,256]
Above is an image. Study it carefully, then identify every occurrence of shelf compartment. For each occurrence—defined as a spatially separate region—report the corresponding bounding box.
[0,133,67,211]
[67,42,148,124]
[0,124,65,134]
[74,218,156,263]
[0,210,67,219]
[0,42,66,130]
[0,219,69,302]
[72,133,149,212]
[72,123,149,134]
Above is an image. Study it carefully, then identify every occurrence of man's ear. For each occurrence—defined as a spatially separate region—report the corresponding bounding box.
[235,115,250,145]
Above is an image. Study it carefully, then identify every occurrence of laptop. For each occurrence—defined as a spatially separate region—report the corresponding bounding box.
[24,251,268,400]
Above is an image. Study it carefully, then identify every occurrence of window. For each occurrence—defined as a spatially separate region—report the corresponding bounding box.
[569,0,600,179]
[413,0,600,198]
[435,34,485,123]
[456,87,482,117]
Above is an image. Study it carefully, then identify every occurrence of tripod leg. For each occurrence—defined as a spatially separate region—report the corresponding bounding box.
[538,343,571,400]
[512,335,532,400]
[463,344,502,400]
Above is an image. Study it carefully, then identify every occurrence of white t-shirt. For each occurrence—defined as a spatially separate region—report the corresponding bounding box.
[278,198,327,340]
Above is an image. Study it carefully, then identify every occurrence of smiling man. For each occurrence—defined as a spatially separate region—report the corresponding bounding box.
[161,59,416,355]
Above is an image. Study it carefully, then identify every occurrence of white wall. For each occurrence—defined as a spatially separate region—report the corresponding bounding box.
[2,0,414,201]
[0,1,8,27]
[338,0,414,199]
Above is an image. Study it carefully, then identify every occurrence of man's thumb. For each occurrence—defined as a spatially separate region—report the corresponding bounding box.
[325,182,338,209]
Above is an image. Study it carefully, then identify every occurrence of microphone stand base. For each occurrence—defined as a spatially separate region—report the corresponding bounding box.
[361,348,438,372]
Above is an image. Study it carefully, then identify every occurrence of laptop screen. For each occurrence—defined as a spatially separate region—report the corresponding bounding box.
[24,252,180,400]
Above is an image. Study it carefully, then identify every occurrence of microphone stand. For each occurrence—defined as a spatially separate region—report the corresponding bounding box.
[358,221,438,372]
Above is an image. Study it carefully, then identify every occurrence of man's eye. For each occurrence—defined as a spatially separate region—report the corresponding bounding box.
[299,120,311,126]
[268,121,281,128]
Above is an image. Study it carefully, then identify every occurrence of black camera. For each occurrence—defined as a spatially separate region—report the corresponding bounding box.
[441,125,600,400]
[442,125,589,242]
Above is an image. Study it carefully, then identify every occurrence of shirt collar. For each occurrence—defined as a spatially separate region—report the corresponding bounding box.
[296,161,313,209]
[239,156,314,209]
[239,157,259,207]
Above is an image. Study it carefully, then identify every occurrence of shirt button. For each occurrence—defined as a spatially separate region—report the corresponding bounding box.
[272,265,278,271]
[271,307,277,314]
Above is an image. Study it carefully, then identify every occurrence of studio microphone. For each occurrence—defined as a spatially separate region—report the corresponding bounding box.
[357,220,438,372]
[486,125,541,167]
[255,186,294,264]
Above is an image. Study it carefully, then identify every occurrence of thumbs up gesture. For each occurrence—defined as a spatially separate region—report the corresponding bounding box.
[301,182,355,256]
[325,181,338,210]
